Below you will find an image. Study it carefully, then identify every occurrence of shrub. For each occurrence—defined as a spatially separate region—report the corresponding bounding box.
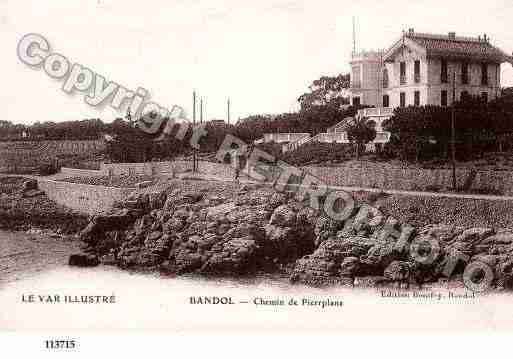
[282,142,354,166]
[38,161,58,176]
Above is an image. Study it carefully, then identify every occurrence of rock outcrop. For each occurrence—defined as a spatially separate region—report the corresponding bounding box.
[72,183,320,275]
[70,181,513,290]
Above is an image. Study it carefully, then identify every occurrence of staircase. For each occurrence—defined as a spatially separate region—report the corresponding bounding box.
[282,108,393,153]
[282,116,355,153]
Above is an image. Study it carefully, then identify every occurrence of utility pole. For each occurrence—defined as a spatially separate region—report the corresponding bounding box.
[126,106,132,127]
[376,49,383,107]
[451,71,457,190]
[193,90,197,173]
[227,98,231,125]
[200,98,203,124]
[352,16,356,57]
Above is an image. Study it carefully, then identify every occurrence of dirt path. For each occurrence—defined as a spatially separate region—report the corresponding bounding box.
[0,230,79,286]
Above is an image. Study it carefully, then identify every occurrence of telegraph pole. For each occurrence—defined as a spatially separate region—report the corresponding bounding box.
[227,98,231,125]
[193,90,197,173]
[200,98,203,124]
[451,71,457,190]
[126,106,132,127]
[352,16,356,57]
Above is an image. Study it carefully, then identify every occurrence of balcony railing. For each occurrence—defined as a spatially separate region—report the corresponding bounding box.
[358,107,393,118]
[317,132,348,143]
[262,133,310,144]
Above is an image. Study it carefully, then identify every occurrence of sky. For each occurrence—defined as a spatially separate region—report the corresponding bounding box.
[1,0,513,125]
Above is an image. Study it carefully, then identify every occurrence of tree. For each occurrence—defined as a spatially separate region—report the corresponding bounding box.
[347,118,377,159]
[298,73,350,111]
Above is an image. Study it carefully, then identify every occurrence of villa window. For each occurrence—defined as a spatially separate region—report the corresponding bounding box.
[382,68,389,88]
[352,65,361,88]
[400,92,406,107]
[481,92,488,103]
[400,62,406,85]
[461,91,469,101]
[441,90,448,106]
[414,60,421,83]
[353,96,361,106]
[383,94,390,108]
[441,59,448,83]
[462,62,469,84]
[414,91,420,106]
[481,63,488,85]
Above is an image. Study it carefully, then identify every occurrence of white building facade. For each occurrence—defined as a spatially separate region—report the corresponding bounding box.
[350,29,513,109]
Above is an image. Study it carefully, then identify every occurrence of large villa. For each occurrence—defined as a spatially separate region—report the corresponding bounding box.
[350,28,513,108]
[260,28,513,151]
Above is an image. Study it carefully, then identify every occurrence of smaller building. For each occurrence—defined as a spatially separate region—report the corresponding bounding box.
[255,133,311,144]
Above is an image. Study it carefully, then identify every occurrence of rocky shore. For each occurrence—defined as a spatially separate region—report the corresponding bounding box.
[0,176,88,234]
[72,180,513,290]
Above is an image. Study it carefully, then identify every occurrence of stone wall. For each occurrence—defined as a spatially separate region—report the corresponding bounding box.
[303,165,513,194]
[60,167,104,178]
[75,159,513,195]
[37,179,135,215]
[99,160,238,179]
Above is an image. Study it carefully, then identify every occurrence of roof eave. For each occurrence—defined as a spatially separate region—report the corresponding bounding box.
[383,36,427,62]
[426,50,510,63]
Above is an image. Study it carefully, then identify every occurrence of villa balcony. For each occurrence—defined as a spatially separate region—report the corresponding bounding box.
[358,107,393,118]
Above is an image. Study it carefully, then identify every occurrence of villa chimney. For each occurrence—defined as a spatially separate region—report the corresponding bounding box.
[448,32,456,39]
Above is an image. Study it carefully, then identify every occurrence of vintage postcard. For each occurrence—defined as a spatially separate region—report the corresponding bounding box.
[2,0,513,347]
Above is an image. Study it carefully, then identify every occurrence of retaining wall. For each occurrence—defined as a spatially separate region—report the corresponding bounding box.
[60,167,104,178]
[88,160,513,195]
[37,178,135,215]
[99,160,237,179]
[303,165,513,194]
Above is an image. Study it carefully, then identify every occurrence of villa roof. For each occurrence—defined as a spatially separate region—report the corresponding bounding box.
[384,31,513,64]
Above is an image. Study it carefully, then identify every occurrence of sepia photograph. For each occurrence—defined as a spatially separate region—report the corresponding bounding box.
[1,0,513,349]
